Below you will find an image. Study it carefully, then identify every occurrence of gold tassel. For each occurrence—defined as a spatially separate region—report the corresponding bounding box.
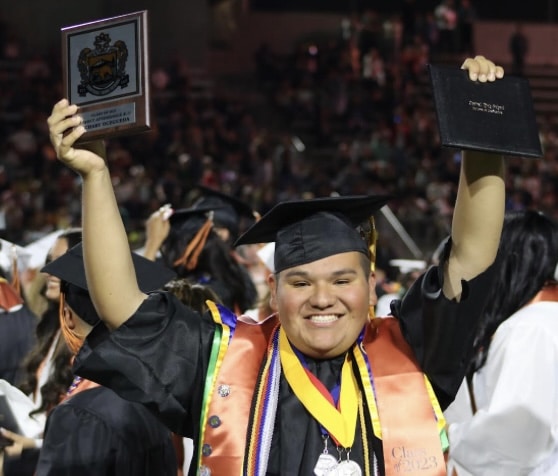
[9,244,21,297]
[365,216,378,272]
[365,216,378,320]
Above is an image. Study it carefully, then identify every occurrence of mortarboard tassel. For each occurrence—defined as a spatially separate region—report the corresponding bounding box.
[10,244,21,297]
[58,291,83,356]
[173,213,214,271]
[365,216,378,320]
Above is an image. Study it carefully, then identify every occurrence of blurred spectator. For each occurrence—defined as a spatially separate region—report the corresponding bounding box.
[457,0,477,55]
[434,0,458,54]
[400,0,418,48]
[0,11,556,269]
[0,273,37,386]
[509,22,529,75]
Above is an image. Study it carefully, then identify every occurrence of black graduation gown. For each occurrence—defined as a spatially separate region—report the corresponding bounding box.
[0,305,37,385]
[35,386,177,476]
[75,261,495,476]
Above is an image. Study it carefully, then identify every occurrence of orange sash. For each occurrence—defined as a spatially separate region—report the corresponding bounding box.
[200,315,444,475]
[363,318,445,476]
[199,315,278,475]
[0,278,23,311]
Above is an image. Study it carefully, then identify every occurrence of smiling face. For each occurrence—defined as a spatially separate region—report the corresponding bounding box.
[268,251,375,359]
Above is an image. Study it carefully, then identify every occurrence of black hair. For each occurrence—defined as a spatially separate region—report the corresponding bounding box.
[469,210,558,373]
[161,223,258,313]
[17,228,82,414]
[164,279,222,312]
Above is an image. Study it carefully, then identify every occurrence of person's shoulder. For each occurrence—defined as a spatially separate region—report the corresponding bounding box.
[0,305,37,332]
[492,301,558,349]
[64,387,169,439]
[504,301,558,329]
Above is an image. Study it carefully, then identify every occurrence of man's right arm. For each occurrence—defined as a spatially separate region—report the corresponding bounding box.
[48,99,146,329]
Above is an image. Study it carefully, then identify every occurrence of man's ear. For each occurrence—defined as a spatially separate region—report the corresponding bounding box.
[62,305,77,330]
[267,273,278,311]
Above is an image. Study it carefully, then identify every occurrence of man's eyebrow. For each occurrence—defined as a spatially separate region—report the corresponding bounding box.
[283,269,309,279]
[282,268,358,279]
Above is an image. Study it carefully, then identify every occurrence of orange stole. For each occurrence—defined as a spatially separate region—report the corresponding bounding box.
[200,315,278,475]
[200,316,444,475]
[0,278,23,311]
[363,318,445,476]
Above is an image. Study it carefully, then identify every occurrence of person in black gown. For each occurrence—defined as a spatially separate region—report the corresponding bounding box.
[143,204,258,313]
[46,56,507,476]
[2,244,177,476]
[0,273,37,386]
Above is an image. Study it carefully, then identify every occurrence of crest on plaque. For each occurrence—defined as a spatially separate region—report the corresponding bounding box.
[77,32,130,97]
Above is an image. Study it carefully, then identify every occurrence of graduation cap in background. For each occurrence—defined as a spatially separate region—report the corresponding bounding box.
[190,185,258,241]
[41,243,176,325]
[235,195,391,273]
[165,204,227,271]
[0,239,30,276]
[168,204,223,230]
[23,230,64,270]
[256,242,275,273]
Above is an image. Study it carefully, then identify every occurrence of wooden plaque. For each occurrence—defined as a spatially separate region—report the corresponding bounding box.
[61,10,150,142]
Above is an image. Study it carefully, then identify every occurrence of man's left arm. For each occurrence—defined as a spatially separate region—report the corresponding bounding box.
[443,56,506,301]
[443,150,505,302]
[395,56,506,408]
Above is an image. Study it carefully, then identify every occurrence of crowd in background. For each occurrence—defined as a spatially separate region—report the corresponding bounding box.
[1,5,558,476]
[0,3,557,262]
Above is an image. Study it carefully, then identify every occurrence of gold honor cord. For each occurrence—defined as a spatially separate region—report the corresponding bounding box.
[279,327,358,448]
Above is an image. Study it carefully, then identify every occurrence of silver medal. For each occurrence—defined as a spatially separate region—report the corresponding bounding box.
[313,453,338,476]
[327,459,362,476]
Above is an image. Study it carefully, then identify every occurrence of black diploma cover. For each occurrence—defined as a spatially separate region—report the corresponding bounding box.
[429,64,542,158]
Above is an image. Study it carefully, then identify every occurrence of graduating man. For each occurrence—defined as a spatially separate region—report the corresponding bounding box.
[46,56,505,476]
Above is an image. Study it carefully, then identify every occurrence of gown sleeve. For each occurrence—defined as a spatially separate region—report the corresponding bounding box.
[390,238,496,409]
[73,292,217,436]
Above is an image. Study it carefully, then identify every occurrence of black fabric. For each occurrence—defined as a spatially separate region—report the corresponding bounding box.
[64,284,99,326]
[75,292,215,439]
[3,448,40,476]
[74,259,495,476]
[0,306,37,385]
[35,386,177,476]
[41,243,176,294]
[393,258,496,410]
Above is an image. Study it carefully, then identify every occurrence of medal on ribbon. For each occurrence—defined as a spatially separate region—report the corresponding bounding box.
[279,328,363,476]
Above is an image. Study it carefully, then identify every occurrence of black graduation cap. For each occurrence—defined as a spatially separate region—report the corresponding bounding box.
[167,204,224,248]
[156,204,227,273]
[168,204,223,229]
[41,243,176,325]
[234,195,391,273]
[191,186,257,240]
